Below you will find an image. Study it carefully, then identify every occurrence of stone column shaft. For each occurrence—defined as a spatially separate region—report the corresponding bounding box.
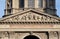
[24,0,28,8]
[35,0,38,8]
[12,0,19,13]
[43,0,46,8]
[5,0,8,15]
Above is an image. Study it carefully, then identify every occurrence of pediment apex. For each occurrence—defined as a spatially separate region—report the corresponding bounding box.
[0,9,60,23]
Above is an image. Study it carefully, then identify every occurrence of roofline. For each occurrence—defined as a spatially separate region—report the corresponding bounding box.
[0,9,60,21]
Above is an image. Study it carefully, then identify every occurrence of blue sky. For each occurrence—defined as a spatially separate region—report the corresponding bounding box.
[0,0,60,18]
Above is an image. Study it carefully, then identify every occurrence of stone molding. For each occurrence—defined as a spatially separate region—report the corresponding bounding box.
[0,31,48,39]
[0,31,59,39]
[0,22,60,24]
[0,9,60,25]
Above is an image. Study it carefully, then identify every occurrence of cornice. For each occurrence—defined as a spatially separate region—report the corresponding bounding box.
[0,22,60,24]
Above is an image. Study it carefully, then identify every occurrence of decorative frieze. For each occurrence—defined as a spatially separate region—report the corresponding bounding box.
[0,31,59,39]
[1,12,59,22]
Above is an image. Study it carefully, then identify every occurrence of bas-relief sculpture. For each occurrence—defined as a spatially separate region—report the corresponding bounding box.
[0,0,60,39]
[0,31,59,39]
[0,10,60,39]
[0,11,59,22]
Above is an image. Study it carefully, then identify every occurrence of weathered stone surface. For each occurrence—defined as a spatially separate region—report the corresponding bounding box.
[0,0,60,39]
[0,10,60,22]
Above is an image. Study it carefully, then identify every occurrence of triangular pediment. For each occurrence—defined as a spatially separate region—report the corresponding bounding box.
[0,9,60,23]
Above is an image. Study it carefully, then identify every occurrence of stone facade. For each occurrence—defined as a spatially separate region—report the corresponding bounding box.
[0,0,60,39]
[4,0,57,17]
